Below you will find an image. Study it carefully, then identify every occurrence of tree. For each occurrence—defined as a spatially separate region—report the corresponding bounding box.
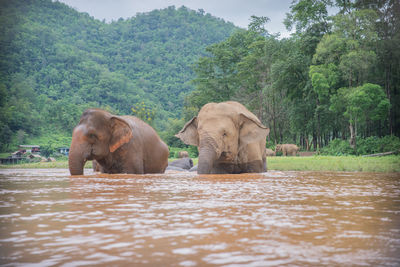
[187,29,260,110]
[284,0,332,33]
[331,83,390,148]
[311,8,381,146]
[131,101,156,126]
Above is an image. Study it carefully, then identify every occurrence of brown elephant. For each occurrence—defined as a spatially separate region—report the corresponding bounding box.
[178,151,189,158]
[275,144,299,156]
[265,148,276,156]
[175,101,270,174]
[69,109,169,175]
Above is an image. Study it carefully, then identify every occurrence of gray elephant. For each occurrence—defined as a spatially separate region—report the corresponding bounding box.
[175,101,269,174]
[189,165,198,172]
[275,144,299,156]
[168,158,193,170]
[69,109,169,175]
[166,165,188,172]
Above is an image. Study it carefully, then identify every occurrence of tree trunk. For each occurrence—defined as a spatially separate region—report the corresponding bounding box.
[312,133,317,151]
[349,122,356,149]
[272,115,278,145]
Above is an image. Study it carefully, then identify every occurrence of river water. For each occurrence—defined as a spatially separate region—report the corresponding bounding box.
[0,169,399,266]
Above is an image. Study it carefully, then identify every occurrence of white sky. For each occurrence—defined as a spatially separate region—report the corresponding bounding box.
[57,0,294,38]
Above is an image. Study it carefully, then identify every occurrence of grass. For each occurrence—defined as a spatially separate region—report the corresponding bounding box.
[267,155,400,173]
[0,160,91,169]
[0,153,11,158]
[1,156,399,173]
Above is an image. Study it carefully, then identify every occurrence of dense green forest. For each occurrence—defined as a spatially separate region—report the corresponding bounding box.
[0,0,236,150]
[1,0,399,155]
[181,0,400,153]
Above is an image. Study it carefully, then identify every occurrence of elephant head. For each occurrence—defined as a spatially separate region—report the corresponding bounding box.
[275,144,282,153]
[69,109,133,175]
[176,102,269,174]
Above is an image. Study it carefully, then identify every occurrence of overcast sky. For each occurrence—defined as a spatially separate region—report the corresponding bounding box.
[57,0,294,37]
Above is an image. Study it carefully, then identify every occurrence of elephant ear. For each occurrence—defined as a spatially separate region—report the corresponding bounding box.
[175,117,199,146]
[109,117,133,153]
[239,113,270,147]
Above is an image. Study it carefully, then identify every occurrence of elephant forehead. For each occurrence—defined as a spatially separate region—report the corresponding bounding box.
[83,116,109,129]
[200,102,242,115]
[73,124,87,135]
[198,116,236,133]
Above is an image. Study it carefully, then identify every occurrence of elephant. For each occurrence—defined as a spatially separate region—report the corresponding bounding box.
[189,165,198,172]
[275,144,299,156]
[92,159,104,172]
[265,148,276,157]
[166,165,188,172]
[69,108,169,175]
[178,151,189,158]
[168,157,193,170]
[175,101,270,174]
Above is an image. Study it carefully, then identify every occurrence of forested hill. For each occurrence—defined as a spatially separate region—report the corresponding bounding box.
[0,0,237,149]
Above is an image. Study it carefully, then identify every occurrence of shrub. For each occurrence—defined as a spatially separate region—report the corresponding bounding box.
[169,146,198,158]
[321,139,355,156]
[321,136,400,156]
[379,135,400,152]
[356,136,381,155]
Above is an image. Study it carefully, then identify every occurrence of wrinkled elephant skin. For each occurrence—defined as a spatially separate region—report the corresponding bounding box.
[176,101,270,174]
[69,109,169,175]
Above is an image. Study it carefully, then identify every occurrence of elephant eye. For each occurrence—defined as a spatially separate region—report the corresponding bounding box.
[88,133,97,140]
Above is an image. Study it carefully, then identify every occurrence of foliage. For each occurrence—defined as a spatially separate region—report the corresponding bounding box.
[167,146,197,159]
[159,118,186,147]
[184,0,398,151]
[0,0,399,154]
[321,135,400,156]
[320,139,355,155]
[131,101,156,126]
[0,0,236,150]
[40,144,56,158]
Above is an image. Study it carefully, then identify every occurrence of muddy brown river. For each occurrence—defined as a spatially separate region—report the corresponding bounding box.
[0,169,399,266]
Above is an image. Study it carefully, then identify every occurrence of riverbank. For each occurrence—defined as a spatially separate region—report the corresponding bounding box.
[1,156,399,173]
[268,155,400,173]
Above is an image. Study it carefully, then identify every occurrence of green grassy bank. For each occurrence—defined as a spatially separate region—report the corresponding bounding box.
[268,155,400,173]
[1,156,399,173]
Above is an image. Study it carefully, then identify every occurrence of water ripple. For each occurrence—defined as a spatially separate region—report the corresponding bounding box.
[0,169,399,266]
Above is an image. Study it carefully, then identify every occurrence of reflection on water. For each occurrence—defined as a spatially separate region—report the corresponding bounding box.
[0,169,399,266]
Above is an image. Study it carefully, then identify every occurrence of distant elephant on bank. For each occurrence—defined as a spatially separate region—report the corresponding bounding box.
[265,148,276,156]
[175,101,270,174]
[69,108,169,175]
[178,151,189,158]
[275,144,299,156]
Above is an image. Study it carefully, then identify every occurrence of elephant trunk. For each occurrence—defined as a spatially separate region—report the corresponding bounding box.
[69,152,85,175]
[68,130,90,175]
[197,137,219,174]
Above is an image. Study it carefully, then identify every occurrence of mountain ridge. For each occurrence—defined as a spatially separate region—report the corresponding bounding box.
[0,0,238,148]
